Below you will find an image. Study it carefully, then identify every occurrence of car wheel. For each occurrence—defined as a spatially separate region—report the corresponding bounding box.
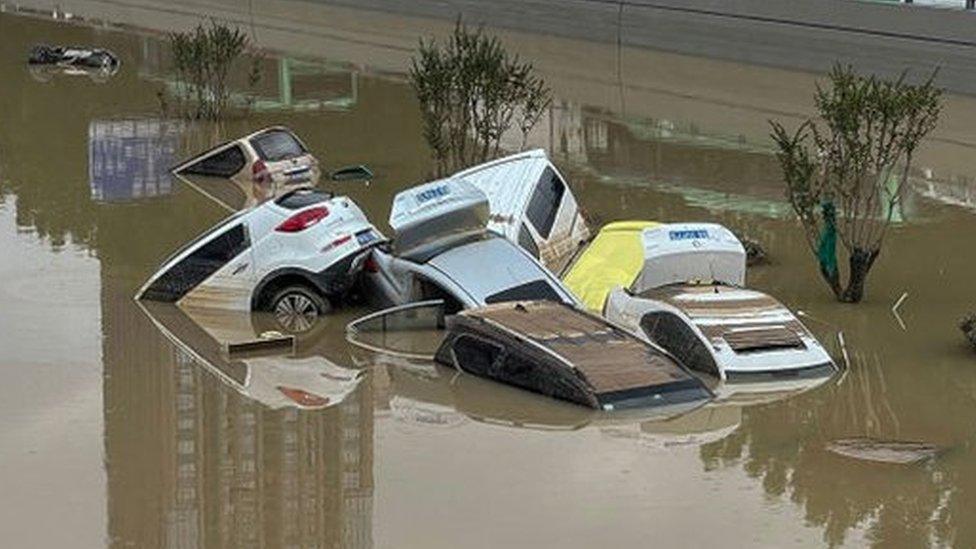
[270,285,331,333]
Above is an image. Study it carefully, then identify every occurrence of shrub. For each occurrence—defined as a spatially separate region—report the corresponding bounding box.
[770,65,942,303]
[410,20,551,176]
[168,20,252,120]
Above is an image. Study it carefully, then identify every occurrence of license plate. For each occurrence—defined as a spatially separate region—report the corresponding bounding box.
[356,229,377,246]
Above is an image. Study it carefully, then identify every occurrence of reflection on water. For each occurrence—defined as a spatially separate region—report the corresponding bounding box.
[104,286,373,548]
[89,119,181,203]
[700,347,976,547]
[538,101,924,222]
[3,8,976,548]
[137,37,360,115]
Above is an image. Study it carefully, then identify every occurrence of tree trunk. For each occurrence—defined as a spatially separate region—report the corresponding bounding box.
[841,247,880,303]
[818,260,844,302]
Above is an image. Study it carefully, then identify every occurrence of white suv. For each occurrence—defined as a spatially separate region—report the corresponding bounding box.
[137,187,384,325]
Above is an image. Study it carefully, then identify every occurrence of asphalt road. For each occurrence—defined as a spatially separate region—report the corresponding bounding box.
[313,0,976,95]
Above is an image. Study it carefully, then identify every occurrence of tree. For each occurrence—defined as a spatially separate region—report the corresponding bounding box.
[410,20,551,176]
[168,20,256,120]
[770,65,942,303]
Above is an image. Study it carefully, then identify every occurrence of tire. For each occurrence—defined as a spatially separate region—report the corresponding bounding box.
[269,285,332,333]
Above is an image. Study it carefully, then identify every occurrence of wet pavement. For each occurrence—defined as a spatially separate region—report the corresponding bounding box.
[2,9,976,548]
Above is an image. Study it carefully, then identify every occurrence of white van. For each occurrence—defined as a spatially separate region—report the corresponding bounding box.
[454,149,590,272]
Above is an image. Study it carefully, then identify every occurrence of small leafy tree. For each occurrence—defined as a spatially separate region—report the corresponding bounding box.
[410,20,551,176]
[770,65,942,303]
[168,20,254,120]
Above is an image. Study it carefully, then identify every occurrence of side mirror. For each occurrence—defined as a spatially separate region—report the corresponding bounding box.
[330,164,373,182]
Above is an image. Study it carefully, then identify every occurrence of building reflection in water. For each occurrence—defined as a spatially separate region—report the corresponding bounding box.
[89,119,182,203]
[103,283,374,549]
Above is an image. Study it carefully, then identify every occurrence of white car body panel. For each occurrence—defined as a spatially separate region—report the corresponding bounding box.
[138,189,383,312]
[635,222,746,291]
[605,285,835,381]
[452,149,590,272]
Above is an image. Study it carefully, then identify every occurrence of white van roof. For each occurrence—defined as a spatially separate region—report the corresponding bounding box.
[454,149,550,223]
[634,223,746,292]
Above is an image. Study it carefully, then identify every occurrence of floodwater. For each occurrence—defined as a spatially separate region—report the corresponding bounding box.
[2,7,976,548]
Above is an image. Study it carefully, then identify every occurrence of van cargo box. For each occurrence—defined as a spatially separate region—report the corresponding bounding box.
[636,223,746,292]
[389,178,489,260]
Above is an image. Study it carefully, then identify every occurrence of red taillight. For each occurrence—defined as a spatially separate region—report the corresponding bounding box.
[275,206,329,232]
[277,386,329,407]
[252,159,270,183]
[363,254,379,273]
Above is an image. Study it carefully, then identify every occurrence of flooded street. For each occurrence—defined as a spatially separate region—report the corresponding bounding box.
[3,7,976,548]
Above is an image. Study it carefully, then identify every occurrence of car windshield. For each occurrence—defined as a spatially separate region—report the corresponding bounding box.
[484,280,563,304]
[250,130,307,162]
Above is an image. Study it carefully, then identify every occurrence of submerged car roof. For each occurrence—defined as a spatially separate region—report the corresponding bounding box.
[440,300,712,409]
[427,236,574,305]
[639,284,814,352]
[563,220,662,312]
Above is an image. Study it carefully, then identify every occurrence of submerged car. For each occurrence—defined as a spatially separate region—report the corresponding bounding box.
[28,44,121,82]
[452,149,590,272]
[564,221,837,381]
[350,341,708,431]
[364,178,578,312]
[174,126,322,203]
[435,300,713,410]
[137,187,384,321]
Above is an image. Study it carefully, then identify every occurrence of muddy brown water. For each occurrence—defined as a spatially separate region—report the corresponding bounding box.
[2,10,976,549]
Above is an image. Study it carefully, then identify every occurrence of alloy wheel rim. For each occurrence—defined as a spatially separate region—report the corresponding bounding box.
[274,293,319,332]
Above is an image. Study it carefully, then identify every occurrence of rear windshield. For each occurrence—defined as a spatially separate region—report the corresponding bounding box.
[251,130,307,161]
[485,280,562,304]
[179,144,246,177]
[274,188,332,210]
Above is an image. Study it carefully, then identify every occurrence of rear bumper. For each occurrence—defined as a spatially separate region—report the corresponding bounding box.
[251,242,382,310]
[310,244,377,296]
